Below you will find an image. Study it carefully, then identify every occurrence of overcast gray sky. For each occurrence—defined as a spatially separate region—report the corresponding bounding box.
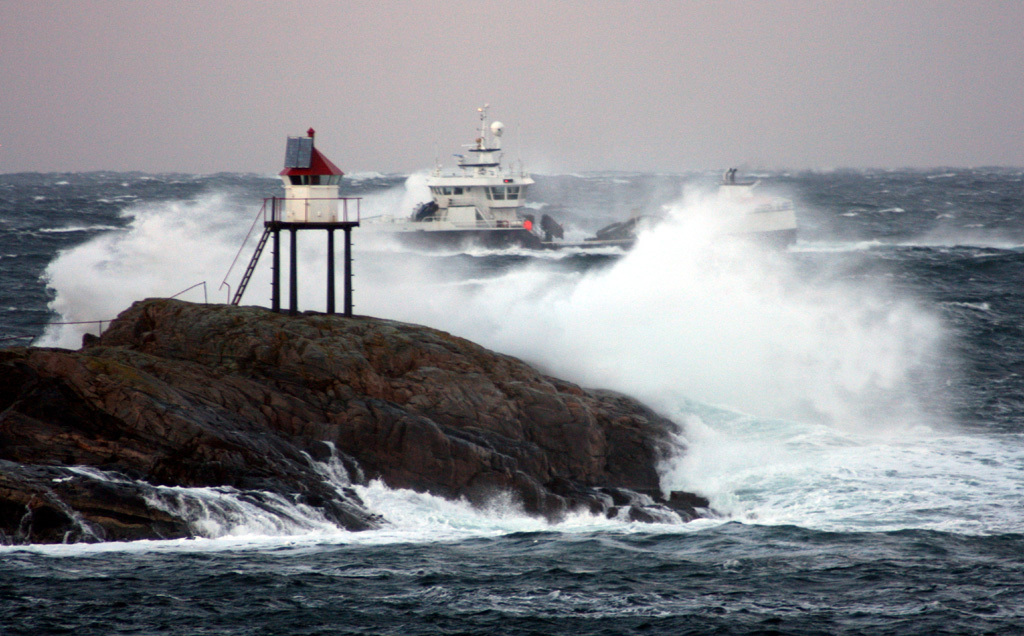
[2,0,1022,174]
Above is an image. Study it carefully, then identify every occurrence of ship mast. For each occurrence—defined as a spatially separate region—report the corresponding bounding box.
[477,104,489,150]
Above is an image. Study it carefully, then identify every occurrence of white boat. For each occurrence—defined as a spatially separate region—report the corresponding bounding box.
[367,106,543,249]
[579,169,797,249]
[716,168,798,247]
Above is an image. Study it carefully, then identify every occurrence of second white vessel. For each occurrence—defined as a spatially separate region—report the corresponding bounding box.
[579,169,798,249]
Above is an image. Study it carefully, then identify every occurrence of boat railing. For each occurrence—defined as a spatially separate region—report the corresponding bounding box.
[263,196,362,224]
[444,165,531,179]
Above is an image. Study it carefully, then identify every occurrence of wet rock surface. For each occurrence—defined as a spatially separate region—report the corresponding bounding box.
[0,299,707,543]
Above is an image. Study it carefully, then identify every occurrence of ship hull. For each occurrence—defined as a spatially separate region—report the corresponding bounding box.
[566,226,798,251]
[753,226,798,249]
[384,227,544,250]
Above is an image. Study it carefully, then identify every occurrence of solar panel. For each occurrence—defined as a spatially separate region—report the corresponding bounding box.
[284,137,313,168]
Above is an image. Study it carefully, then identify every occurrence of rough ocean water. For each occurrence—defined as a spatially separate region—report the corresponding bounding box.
[1,168,1023,635]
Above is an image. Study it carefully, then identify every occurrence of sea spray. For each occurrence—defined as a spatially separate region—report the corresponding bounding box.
[35,175,434,348]
[7,169,1024,635]
[35,175,971,536]
[63,466,346,539]
[351,189,961,530]
[357,189,951,432]
[38,193,256,347]
[659,417,1024,535]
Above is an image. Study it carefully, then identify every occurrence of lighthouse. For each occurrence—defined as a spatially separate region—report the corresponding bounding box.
[279,128,345,222]
[228,128,361,317]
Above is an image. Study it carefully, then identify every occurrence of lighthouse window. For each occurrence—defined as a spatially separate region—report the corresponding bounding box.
[289,174,341,186]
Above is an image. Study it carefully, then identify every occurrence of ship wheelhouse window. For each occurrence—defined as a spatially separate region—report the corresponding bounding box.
[453,187,464,195]
[506,186,520,199]
[488,187,506,200]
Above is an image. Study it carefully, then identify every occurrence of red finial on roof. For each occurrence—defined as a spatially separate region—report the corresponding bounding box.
[307,128,315,139]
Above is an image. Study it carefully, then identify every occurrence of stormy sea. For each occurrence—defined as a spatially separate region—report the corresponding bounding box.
[2,168,1023,635]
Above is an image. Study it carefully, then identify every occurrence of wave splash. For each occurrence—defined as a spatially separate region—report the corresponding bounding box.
[354,189,998,534]
[34,181,1017,540]
[37,193,256,347]
[359,189,949,431]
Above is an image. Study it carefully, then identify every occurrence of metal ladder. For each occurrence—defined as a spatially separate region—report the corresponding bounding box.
[231,225,273,306]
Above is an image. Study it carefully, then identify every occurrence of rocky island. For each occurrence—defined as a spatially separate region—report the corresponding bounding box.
[0,299,707,543]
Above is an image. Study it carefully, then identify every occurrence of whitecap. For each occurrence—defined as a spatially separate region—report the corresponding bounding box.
[38,224,123,234]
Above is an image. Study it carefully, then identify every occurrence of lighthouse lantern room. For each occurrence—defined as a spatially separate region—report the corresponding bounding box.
[279,128,345,223]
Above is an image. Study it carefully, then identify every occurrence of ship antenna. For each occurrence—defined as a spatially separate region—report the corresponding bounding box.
[478,104,490,145]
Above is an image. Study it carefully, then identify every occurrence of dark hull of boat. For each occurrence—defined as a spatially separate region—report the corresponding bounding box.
[390,226,796,252]
[394,228,544,250]
[555,227,798,251]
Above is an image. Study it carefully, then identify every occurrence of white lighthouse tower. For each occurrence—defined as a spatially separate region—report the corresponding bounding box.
[278,128,345,223]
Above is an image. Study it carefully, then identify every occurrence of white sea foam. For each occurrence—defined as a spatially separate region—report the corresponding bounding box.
[661,417,1024,535]
[31,179,1023,545]
[945,301,992,312]
[63,465,345,539]
[38,224,123,234]
[349,188,1010,536]
[787,239,883,253]
[905,228,1024,250]
[36,193,256,347]
[361,172,430,221]
[1,460,668,556]
[360,190,947,433]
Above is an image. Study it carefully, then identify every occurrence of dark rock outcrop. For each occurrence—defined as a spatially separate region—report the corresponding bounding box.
[0,299,707,543]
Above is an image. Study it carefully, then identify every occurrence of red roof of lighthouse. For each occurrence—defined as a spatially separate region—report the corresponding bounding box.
[278,128,345,177]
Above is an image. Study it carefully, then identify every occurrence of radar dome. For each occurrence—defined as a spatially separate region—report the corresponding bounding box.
[490,121,505,137]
